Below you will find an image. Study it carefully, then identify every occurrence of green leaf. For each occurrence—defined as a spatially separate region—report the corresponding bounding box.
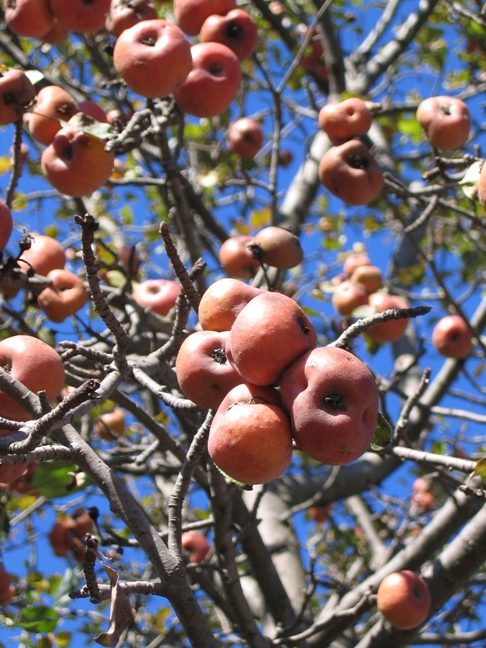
[368,412,392,451]
[31,461,91,498]
[14,606,59,633]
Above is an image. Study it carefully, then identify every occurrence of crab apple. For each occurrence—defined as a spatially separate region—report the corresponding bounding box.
[332,280,368,316]
[319,139,383,206]
[0,335,65,421]
[48,519,72,557]
[416,96,471,151]
[105,0,158,38]
[226,118,264,159]
[318,98,372,144]
[281,346,379,465]
[49,0,112,33]
[343,253,371,277]
[367,292,410,344]
[132,278,180,316]
[28,85,79,146]
[174,0,236,36]
[181,531,210,563]
[377,570,431,630]
[0,69,35,125]
[96,407,126,439]
[0,200,13,252]
[0,567,13,603]
[175,330,243,410]
[40,17,68,44]
[198,278,263,332]
[432,314,473,359]
[78,99,107,123]
[71,508,94,538]
[226,291,317,386]
[37,268,88,323]
[8,461,38,494]
[208,383,293,485]
[199,9,259,61]
[113,19,192,99]
[19,233,66,277]
[252,226,304,270]
[219,235,260,278]
[5,0,54,39]
[350,264,383,294]
[41,127,115,197]
[0,429,29,485]
[174,42,242,118]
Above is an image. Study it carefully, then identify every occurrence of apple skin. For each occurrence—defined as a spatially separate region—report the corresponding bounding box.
[367,292,409,344]
[411,477,435,510]
[226,291,317,386]
[113,19,193,99]
[252,226,304,270]
[416,96,471,151]
[0,567,12,603]
[377,570,431,630]
[181,531,210,563]
[343,253,371,277]
[105,0,158,38]
[0,429,29,485]
[431,315,472,359]
[5,0,54,39]
[28,85,79,146]
[208,383,293,485]
[199,9,259,61]
[0,200,13,253]
[0,69,36,125]
[350,264,383,294]
[41,127,115,197]
[96,407,126,439]
[318,98,372,144]
[175,330,244,410]
[19,233,66,277]
[174,42,242,118]
[174,0,236,36]
[37,268,89,323]
[77,99,108,123]
[49,0,112,33]
[132,278,180,316]
[331,280,368,316]
[226,118,264,159]
[280,346,379,466]
[198,278,263,332]
[0,335,65,421]
[40,17,68,44]
[318,139,383,206]
[219,235,260,278]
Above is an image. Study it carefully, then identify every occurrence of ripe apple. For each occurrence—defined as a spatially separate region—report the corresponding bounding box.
[251,226,304,270]
[48,518,72,557]
[173,0,236,36]
[70,508,94,538]
[49,0,112,33]
[0,567,13,603]
[28,85,79,146]
[175,330,243,410]
[199,9,259,61]
[19,233,66,277]
[208,383,293,485]
[105,0,158,38]
[78,99,108,123]
[411,477,435,511]
[226,118,264,159]
[318,139,383,206]
[431,314,473,359]
[96,407,126,439]
[0,69,36,125]
[308,504,332,524]
[318,98,372,144]
[331,279,369,316]
[174,42,242,118]
[280,346,379,465]
[0,429,29,485]
[367,292,409,344]
[113,19,192,99]
[219,235,260,278]
[350,264,383,294]
[5,0,54,38]
[132,278,180,316]
[0,200,13,253]
[41,126,115,197]
[343,252,371,277]
[198,278,263,332]
[0,335,65,421]
[181,531,210,563]
[377,570,431,630]
[37,268,89,323]
[8,461,38,494]
[40,17,68,44]
[226,291,317,386]
[416,96,471,151]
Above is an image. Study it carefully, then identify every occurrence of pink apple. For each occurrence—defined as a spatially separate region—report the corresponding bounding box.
[132,279,180,316]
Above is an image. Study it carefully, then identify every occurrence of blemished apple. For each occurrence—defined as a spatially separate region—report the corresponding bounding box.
[318,139,383,206]
[226,118,264,159]
[199,9,259,61]
[331,280,369,316]
[208,383,293,485]
[280,346,379,465]
[226,291,317,386]
[5,0,54,39]
[49,0,112,33]
[28,85,79,146]
[174,42,242,118]
[174,0,236,36]
[0,69,36,125]
[219,235,260,278]
[105,0,158,38]
[175,330,243,410]
[318,97,372,144]
[36,268,89,323]
[0,335,65,421]
[377,570,431,630]
[181,531,210,563]
[19,233,66,277]
[198,278,263,332]
[431,314,473,359]
[367,292,409,344]
[251,226,304,270]
[0,200,13,252]
[350,264,383,294]
[343,253,371,277]
[132,278,180,316]
[113,19,193,99]
[416,96,471,151]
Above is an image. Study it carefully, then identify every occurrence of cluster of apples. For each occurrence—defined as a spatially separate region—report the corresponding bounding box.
[0,566,15,606]
[48,508,94,563]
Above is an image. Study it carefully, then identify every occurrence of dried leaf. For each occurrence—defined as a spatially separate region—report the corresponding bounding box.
[95,562,135,647]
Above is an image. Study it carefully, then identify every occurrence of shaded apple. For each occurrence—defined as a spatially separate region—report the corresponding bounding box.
[367,292,409,344]
[174,0,236,36]
[19,233,66,277]
[416,96,471,151]
[199,8,259,61]
[331,279,368,316]
[226,118,264,159]
[181,531,210,563]
[28,85,79,146]
[219,235,260,278]
[49,0,112,33]
[251,226,303,270]
[37,268,89,323]
[0,69,35,125]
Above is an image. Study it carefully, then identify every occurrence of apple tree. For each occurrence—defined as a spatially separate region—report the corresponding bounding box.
[0,1,485,646]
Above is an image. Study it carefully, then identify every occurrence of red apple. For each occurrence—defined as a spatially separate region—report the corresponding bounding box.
[219,235,260,278]
[431,314,473,359]
[132,278,180,316]
[252,226,303,270]
[19,233,66,277]
[350,264,383,294]
[280,346,379,465]
[226,118,264,159]
[343,253,371,277]
[318,98,372,144]
[173,0,236,36]
[105,0,158,38]
[49,0,112,33]
[39,17,68,44]
[377,570,431,630]
[28,85,79,146]
[199,9,259,61]
[5,0,54,38]
[181,531,210,563]
[331,280,369,316]
[78,99,108,123]
[416,96,471,151]
[37,268,89,323]
[0,429,29,485]
[367,292,409,344]
[0,69,35,125]
[113,19,193,99]
[0,200,13,253]
[198,278,263,332]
